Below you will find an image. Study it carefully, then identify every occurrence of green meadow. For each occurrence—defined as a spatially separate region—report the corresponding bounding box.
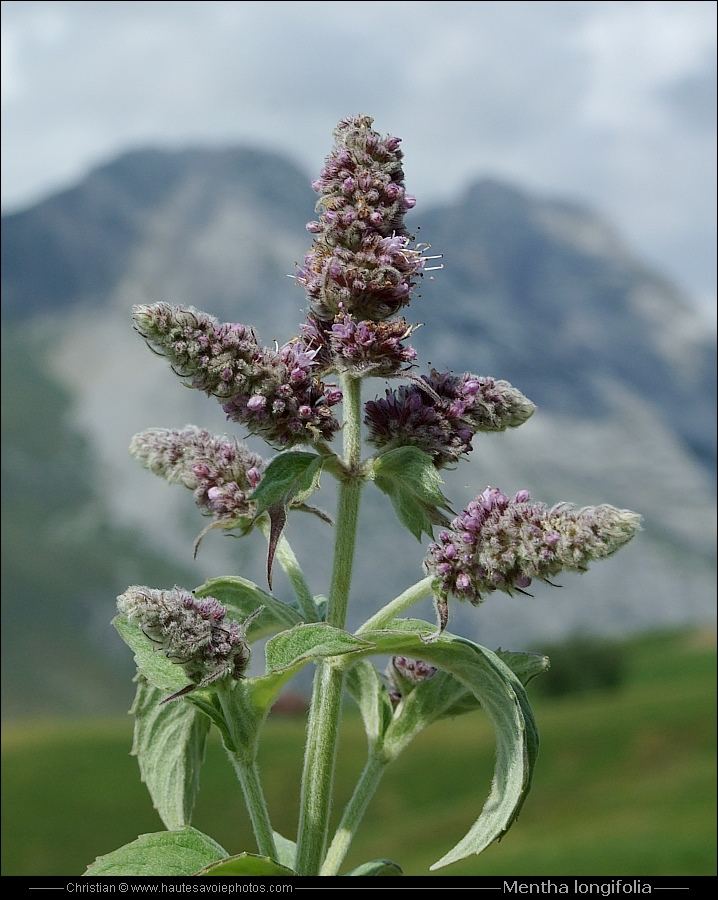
[2,627,715,877]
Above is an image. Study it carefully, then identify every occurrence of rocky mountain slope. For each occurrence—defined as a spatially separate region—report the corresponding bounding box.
[2,146,715,716]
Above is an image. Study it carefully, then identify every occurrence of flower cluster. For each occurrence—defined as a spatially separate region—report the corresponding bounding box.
[386,656,438,706]
[221,340,342,447]
[424,487,643,612]
[132,303,342,447]
[132,303,259,400]
[296,115,426,324]
[327,315,418,376]
[365,370,536,468]
[129,426,264,522]
[117,586,255,694]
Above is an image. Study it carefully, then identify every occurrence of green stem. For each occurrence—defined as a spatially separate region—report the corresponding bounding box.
[357,575,434,634]
[320,752,390,876]
[217,688,277,861]
[339,373,363,470]
[325,476,363,628]
[294,660,345,874]
[226,756,278,861]
[295,373,365,875]
[326,374,363,630]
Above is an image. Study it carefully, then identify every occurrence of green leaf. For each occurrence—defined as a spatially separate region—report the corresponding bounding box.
[227,625,374,726]
[497,649,551,686]
[194,575,303,638]
[346,859,403,876]
[344,659,395,749]
[436,649,551,719]
[372,446,452,540]
[265,623,373,673]
[114,615,189,695]
[189,627,376,755]
[84,827,227,876]
[250,451,324,518]
[195,853,297,876]
[130,678,211,830]
[344,619,540,870]
[272,832,297,870]
[249,451,324,586]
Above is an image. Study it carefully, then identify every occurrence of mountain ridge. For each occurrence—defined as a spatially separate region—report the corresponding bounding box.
[2,143,715,716]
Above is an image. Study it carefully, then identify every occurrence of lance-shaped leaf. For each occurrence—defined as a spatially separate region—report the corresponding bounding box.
[245,623,372,719]
[195,853,297,876]
[346,648,548,741]
[130,678,211,831]
[433,650,551,719]
[371,446,453,540]
[250,451,325,515]
[249,451,325,587]
[84,827,227,876]
[343,619,540,870]
[194,575,302,639]
[250,624,373,718]
[264,622,373,673]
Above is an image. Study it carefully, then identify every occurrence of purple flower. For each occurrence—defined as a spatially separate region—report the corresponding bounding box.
[132,303,341,448]
[117,586,257,695]
[296,115,430,322]
[365,369,536,468]
[221,339,342,447]
[129,426,264,523]
[132,303,260,400]
[296,233,427,324]
[424,487,642,615]
[326,314,417,376]
[386,655,438,706]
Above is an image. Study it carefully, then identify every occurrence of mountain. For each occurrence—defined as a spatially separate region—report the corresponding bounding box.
[2,146,715,717]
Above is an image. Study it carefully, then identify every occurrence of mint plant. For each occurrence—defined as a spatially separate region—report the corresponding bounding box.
[86,115,641,877]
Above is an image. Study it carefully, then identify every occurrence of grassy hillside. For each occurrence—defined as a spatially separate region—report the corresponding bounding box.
[2,628,715,877]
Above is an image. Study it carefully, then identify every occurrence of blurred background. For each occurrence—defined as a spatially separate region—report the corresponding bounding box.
[1,0,715,877]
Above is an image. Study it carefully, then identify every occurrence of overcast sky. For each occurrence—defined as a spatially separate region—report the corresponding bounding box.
[2,1,716,318]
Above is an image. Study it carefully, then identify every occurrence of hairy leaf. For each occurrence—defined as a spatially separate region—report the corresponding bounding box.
[250,451,324,518]
[344,659,395,750]
[346,859,403,876]
[372,446,452,540]
[249,451,324,586]
[343,620,540,870]
[265,623,373,673]
[84,827,227,876]
[114,615,189,695]
[130,678,211,831]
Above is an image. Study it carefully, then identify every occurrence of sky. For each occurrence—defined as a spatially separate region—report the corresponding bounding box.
[2,1,716,318]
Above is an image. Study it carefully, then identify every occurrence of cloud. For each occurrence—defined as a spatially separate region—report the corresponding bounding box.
[1,0,715,313]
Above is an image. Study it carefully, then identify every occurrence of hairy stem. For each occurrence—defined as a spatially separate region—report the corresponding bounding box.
[294,661,345,874]
[357,574,434,634]
[320,752,389,876]
[217,687,276,860]
[226,756,278,861]
[295,373,365,875]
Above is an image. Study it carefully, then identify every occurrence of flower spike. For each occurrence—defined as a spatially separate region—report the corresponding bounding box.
[424,487,642,628]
